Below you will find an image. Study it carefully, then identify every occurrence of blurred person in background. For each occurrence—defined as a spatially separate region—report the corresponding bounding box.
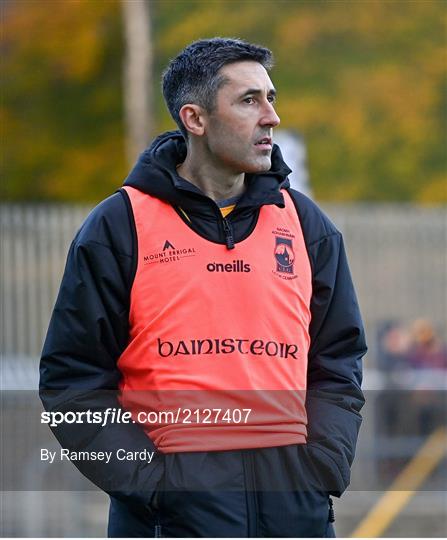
[379,321,412,371]
[378,318,446,438]
[378,319,447,372]
[40,38,366,537]
[406,319,447,370]
[405,319,447,435]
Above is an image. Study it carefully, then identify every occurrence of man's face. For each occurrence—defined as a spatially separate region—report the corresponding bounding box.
[203,61,280,174]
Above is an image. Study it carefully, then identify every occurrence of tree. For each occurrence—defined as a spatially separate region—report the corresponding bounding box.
[121,0,153,166]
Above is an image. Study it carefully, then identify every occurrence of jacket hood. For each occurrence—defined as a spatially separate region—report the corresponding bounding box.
[123,130,292,213]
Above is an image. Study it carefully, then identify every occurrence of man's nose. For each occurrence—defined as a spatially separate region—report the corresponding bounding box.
[260,101,280,127]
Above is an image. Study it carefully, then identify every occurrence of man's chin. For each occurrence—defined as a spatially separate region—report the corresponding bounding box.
[243,157,272,174]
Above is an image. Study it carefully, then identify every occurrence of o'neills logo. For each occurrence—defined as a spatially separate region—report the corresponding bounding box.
[207,260,251,273]
[157,338,299,359]
[143,240,196,265]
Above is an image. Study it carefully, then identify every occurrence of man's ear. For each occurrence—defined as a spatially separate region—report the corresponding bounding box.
[179,104,206,137]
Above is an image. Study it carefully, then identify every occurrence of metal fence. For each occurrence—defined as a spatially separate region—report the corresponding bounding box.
[1,202,446,537]
[1,204,89,363]
[324,203,447,370]
[2,202,446,365]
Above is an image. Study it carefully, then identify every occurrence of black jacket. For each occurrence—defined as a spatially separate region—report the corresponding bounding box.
[40,131,366,537]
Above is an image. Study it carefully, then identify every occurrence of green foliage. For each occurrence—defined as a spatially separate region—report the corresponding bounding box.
[2,0,446,202]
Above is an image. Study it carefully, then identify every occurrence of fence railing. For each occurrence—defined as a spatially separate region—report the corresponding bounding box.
[2,202,446,367]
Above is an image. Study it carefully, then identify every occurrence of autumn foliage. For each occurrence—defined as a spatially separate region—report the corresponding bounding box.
[2,0,446,202]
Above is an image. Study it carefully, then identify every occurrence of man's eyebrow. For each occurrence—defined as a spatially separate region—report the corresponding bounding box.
[239,88,277,98]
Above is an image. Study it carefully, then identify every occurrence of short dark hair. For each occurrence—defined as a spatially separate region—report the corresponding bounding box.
[162,37,274,139]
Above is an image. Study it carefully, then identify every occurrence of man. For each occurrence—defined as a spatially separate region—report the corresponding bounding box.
[40,38,366,537]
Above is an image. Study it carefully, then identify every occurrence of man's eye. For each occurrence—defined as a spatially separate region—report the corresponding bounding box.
[268,95,276,104]
[243,97,255,104]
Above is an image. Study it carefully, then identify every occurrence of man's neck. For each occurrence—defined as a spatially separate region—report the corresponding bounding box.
[177,150,246,202]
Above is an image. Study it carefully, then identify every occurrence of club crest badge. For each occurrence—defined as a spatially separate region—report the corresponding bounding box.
[272,228,298,280]
[274,237,295,274]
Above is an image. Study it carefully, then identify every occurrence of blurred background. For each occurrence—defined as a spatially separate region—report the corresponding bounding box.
[1,0,446,537]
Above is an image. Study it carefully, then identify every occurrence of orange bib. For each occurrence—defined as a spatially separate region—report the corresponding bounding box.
[118,187,312,452]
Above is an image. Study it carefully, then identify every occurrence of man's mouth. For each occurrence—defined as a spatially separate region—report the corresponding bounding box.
[254,137,272,150]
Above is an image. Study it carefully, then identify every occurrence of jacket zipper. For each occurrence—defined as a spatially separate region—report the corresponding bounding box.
[178,202,237,249]
[328,496,335,523]
[222,216,235,249]
[242,450,258,537]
